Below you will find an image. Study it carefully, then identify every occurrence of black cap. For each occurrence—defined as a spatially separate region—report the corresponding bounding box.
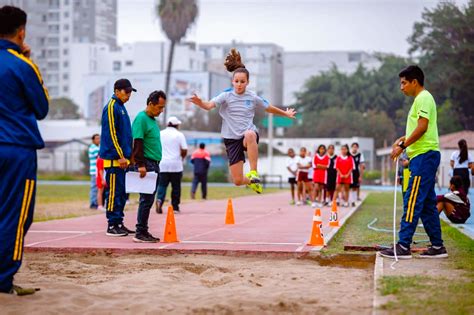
[114,78,137,92]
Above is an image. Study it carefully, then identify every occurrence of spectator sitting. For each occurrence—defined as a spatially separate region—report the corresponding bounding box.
[437,175,471,224]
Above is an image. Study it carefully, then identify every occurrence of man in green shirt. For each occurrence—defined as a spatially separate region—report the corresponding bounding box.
[131,90,166,243]
[381,65,447,259]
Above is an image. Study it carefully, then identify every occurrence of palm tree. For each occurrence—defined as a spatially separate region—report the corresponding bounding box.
[157,0,198,122]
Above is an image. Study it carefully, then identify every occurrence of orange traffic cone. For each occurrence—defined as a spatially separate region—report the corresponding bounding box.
[308,208,325,246]
[329,200,340,227]
[163,206,179,243]
[225,198,235,225]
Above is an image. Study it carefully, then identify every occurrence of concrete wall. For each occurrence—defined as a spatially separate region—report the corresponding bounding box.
[38,141,88,173]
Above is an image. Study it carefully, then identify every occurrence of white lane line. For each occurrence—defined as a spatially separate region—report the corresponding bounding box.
[183,209,279,241]
[26,233,88,247]
[29,230,97,234]
[295,244,307,252]
[181,240,301,246]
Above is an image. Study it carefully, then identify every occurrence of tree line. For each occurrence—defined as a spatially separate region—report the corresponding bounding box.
[288,1,472,147]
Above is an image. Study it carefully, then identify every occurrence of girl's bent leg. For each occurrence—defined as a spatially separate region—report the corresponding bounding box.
[243,130,258,172]
[229,161,249,186]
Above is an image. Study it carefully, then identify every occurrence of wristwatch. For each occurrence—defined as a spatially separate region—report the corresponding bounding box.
[398,141,406,150]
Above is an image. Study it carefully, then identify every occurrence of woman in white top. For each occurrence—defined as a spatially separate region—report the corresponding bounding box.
[450,139,473,194]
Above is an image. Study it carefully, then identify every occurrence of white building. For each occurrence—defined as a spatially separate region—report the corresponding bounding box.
[68,41,207,116]
[283,51,381,105]
[200,42,284,105]
[0,0,118,98]
[37,119,100,173]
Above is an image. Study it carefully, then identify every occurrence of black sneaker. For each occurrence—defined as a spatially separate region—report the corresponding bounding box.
[351,202,356,207]
[379,244,412,259]
[106,225,128,237]
[155,199,163,214]
[133,232,159,243]
[419,246,448,259]
[119,224,135,234]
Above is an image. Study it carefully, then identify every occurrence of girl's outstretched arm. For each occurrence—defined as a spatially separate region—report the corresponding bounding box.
[265,105,296,119]
[187,94,216,111]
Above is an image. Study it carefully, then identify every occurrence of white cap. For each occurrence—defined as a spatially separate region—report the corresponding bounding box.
[167,116,182,125]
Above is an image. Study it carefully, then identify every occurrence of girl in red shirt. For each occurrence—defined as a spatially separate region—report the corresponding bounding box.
[312,144,329,207]
[334,144,354,207]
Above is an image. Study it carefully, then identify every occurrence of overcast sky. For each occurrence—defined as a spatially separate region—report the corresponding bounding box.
[118,0,469,56]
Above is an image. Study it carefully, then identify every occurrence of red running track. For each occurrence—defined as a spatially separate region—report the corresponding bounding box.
[25,192,365,255]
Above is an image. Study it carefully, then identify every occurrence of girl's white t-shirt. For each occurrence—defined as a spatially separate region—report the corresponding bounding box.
[451,151,473,169]
[295,156,312,173]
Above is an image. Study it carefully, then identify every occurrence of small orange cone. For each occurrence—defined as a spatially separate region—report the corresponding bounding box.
[329,200,340,227]
[163,206,179,243]
[225,198,235,225]
[308,208,325,246]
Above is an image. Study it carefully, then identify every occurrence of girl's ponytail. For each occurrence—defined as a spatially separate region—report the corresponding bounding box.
[224,48,249,79]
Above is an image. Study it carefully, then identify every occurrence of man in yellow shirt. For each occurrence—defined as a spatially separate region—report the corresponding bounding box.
[381,65,447,259]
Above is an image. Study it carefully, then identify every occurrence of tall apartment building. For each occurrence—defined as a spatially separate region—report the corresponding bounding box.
[0,0,117,98]
[199,42,284,105]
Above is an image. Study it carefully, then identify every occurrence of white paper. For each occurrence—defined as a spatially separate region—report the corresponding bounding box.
[125,172,157,194]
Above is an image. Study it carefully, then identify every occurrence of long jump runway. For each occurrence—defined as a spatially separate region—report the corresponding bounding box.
[25,192,365,255]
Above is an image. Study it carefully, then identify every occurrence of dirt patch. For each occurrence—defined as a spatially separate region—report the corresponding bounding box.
[305,253,376,269]
[1,253,374,314]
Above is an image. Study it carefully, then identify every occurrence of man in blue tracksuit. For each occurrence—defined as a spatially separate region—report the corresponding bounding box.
[100,79,136,236]
[0,6,49,295]
[381,65,447,259]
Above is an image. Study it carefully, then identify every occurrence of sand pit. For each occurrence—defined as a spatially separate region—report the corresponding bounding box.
[1,253,373,314]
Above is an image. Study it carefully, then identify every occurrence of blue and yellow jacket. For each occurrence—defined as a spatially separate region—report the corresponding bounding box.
[0,39,49,149]
[99,95,132,165]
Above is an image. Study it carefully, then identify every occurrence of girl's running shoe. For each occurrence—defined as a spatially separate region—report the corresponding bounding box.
[246,170,262,194]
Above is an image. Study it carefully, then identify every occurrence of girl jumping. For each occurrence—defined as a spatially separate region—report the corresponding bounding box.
[188,49,296,193]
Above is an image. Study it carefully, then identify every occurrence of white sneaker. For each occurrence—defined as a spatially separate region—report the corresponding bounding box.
[296,201,302,206]
[344,202,350,207]
[97,205,106,212]
[311,202,317,208]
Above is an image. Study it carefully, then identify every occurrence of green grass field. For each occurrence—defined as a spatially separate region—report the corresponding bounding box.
[326,192,474,314]
[323,192,429,255]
